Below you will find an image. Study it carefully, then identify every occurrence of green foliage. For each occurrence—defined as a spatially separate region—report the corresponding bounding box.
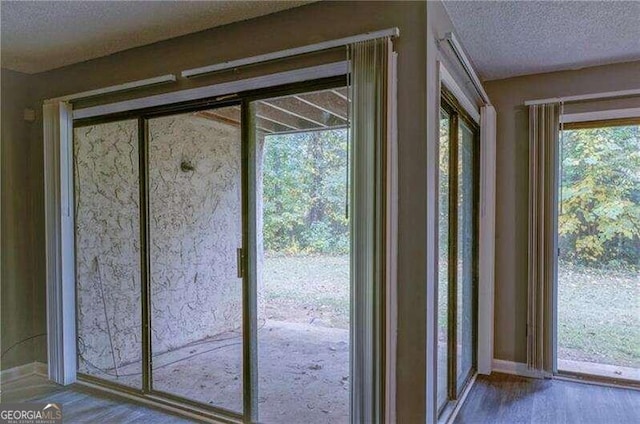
[262,130,349,254]
[559,125,640,268]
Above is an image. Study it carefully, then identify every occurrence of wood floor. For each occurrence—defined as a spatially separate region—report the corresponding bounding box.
[455,372,640,424]
[1,375,197,423]
[4,372,639,423]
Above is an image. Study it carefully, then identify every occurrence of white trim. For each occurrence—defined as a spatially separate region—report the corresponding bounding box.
[553,374,640,391]
[181,28,399,78]
[0,362,49,383]
[561,107,640,123]
[491,359,546,379]
[525,88,640,106]
[440,33,490,105]
[44,101,77,386]
[45,74,176,103]
[385,50,399,424]
[73,62,348,120]
[34,362,49,378]
[439,63,480,123]
[425,41,441,424]
[1,363,39,383]
[478,106,496,375]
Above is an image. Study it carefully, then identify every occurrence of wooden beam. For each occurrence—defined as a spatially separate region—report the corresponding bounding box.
[331,88,349,101]
[295,91,348,121]
[261,98,327,128]
[196,108,278,134]
[255,102,316,130]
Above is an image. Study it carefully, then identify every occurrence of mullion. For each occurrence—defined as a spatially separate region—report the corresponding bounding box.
[472,123,480,380]
[138,116,152,394]
[447,111,459,401]
[242,101,259,423]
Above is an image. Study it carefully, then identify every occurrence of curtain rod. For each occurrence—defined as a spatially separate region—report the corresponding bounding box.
[181,27,400,78]
[524,88,640,106]
[440,32,491,105]
[73,62,347,120]
[45,74,177,104]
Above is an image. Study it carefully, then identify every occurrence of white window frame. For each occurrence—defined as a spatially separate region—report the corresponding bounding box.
[560,107,640,124]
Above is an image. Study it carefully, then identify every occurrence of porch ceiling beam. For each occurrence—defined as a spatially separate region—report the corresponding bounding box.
[294,93,348,121]
[255,102,318,130]
[260,99,327,128]
[331,88,349,102]
[196,109,277,134]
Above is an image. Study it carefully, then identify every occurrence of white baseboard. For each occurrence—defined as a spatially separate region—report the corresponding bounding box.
[33,362,49,378]
[1,362,49,383]
[492,359,546,379]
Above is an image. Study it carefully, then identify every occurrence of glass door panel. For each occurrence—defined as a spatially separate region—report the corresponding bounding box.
[148,106,244,412]
[251,87,351,423]
[437,109,450,411]
[558,122,640,382]
[456,120,476,390]
[74,119,142,389]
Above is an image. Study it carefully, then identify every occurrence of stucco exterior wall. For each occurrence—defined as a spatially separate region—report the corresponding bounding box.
[148,113,243,354]
[74,119,142,372]
[75,114,249,372]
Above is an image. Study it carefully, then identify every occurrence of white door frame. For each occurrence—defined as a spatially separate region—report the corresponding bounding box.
[43,61,398,423]
[438,62,496,377]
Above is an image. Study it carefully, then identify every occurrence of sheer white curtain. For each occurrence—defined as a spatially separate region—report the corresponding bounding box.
[348,36,395,423]
[527,103,560,374]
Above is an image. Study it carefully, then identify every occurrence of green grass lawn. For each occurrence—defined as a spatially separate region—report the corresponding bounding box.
[558,263,640,368]
[263,255,639,369]
[262,254,350,329]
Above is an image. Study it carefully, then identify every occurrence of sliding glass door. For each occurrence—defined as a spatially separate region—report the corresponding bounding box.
[147,106,244,412]
[249,87,351,423]
[557,119,640,383]
[437,89,479,416]
[72,79,354,423]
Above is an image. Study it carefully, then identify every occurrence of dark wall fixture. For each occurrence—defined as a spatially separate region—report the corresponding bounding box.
[180,160,195,172]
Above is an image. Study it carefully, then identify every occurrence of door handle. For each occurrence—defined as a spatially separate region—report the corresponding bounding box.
[237,248,244,278]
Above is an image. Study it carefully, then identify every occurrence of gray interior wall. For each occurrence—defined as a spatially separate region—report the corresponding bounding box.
[0,69,43,370]
[22,2,428,420]
[484,60,640,363]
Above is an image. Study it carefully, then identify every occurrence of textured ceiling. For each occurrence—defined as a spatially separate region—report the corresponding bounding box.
[1,1,316,74]
[443,1,640,81]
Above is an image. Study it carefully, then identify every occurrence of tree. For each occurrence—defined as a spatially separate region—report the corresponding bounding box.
[262,129,349,254]
[559,124,640,268]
